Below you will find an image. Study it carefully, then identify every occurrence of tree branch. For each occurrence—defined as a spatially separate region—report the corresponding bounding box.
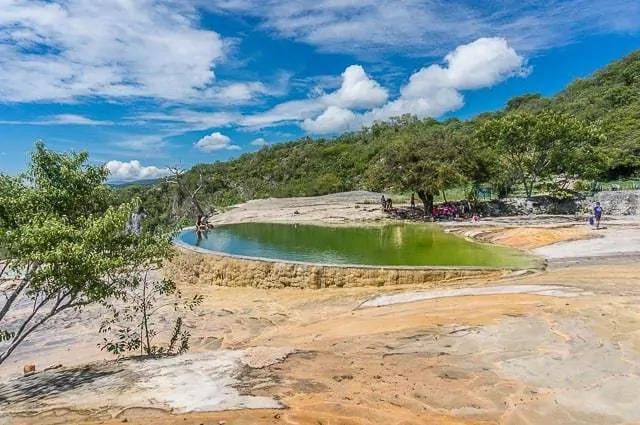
[0,262,9,281]
[0,263,38,324]
[3,292,54,352]
[0,288,82,366]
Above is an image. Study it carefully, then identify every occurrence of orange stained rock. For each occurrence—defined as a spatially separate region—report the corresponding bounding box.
[252,294,560,348]
[479,226,594,249]
[11,403,494,425]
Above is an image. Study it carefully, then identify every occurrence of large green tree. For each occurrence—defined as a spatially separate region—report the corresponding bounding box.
[367,123,469,215]
[0,143,173,366]
[476,110,605,198]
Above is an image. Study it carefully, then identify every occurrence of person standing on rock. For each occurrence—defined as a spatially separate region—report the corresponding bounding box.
[410,193,416,209]
[593,202,604,229]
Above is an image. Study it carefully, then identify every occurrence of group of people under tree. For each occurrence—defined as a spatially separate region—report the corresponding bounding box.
[381,191,606,228]
[380,195,393,211]
[382,192,475,221]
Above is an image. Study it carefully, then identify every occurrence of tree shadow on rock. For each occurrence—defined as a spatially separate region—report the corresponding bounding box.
[0,363,125,407]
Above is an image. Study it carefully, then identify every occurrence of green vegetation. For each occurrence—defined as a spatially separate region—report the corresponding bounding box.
[476,110,605,198]
[0,144,190,366]
[116,50,639,225]
[99,274,203,357]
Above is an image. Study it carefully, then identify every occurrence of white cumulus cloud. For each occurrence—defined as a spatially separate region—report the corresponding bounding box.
[294,37,527,133]
[401,38,527,97]
[195,132,241,152]
[240,64,386,129]
[324,65,388,109]
[105,160,170,182]
[362,37,527,125]
[301,106,356,134]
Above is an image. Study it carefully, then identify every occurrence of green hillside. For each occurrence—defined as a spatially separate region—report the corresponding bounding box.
[115,50,640,227]
[506,50,640,176]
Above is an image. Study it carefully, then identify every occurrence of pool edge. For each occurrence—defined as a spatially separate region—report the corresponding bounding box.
[173,229,543,273]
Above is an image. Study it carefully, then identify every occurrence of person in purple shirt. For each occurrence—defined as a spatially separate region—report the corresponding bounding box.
[593,202,604,229]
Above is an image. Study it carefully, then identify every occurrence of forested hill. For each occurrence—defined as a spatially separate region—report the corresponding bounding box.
[115,49,640,226]
[507,50,640,177]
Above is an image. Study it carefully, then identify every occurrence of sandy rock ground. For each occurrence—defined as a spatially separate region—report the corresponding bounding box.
[2,192,640,425]
[208,191,389,226]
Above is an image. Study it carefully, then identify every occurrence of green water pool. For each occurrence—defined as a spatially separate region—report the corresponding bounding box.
[178,222,536,268]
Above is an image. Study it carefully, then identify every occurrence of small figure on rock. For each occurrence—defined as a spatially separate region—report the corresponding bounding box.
[593,201,604,229]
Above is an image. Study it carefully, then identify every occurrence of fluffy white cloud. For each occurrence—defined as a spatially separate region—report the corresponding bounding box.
[324,65,388,109]
[250,138,268,146]
[362,90,464,126]
[105,160,170,182]
[291,37,526,133]
[362,37,526,125]
[240,64,386,129]
[195,132,240,152]
[301,106,356,134]
[401,38,527,97]
[0,0,225,102]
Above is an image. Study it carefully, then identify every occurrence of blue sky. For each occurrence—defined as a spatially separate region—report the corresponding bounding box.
[1,0,639,181]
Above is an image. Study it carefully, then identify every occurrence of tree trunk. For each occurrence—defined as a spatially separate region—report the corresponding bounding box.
[141,278,151,355]
[417,190,434,216]
[442,190,447,203]
[191,195,205,218]
[0,263,38,323]
[521,176,533,199]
